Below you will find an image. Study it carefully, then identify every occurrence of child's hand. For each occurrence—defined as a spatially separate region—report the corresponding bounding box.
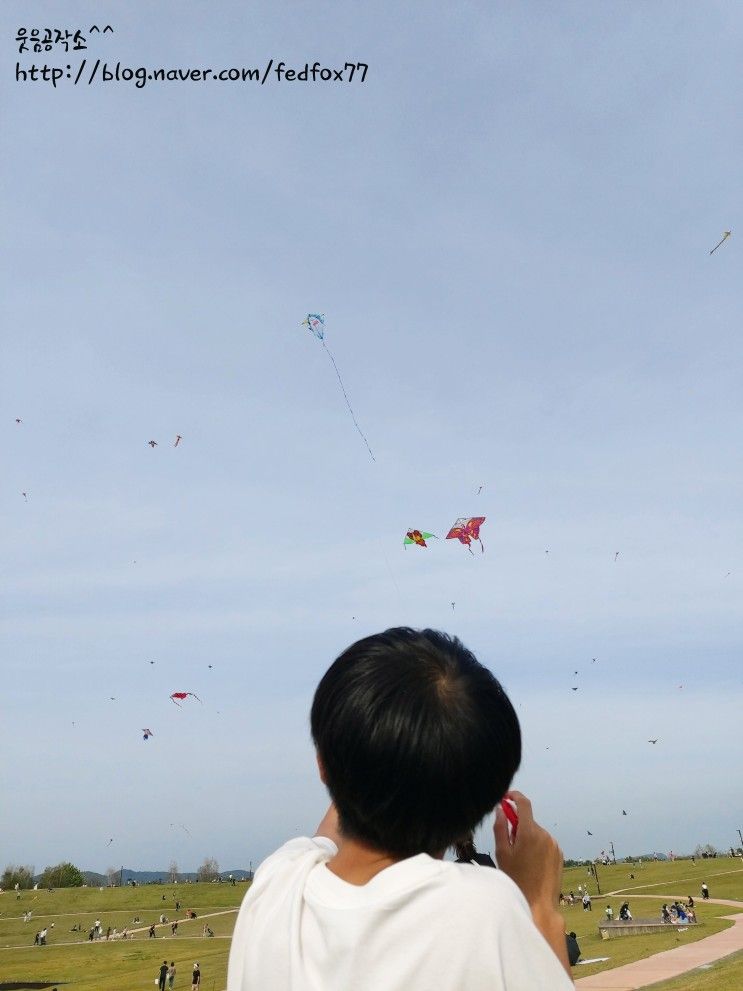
[494,791,563,913]
[494,791,570,975]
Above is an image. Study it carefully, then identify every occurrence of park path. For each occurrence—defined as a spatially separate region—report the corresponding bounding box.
[574,896,743,990]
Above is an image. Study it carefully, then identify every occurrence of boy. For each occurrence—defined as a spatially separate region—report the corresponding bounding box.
[228,628,572,989]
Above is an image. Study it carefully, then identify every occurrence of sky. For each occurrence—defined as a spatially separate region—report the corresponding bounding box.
[1,1,742,874]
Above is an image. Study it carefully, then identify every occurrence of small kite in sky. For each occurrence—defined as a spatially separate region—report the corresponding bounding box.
[15,417,22,424]
[622,810,628,816]
[149,660,155,665]
[709,230,731,255]
[174,435,182,447]
[148,440,158,448]
[107,838,114,846]
[587,830,593,836]
[592,657,597,663]
[614,552,620,561]
[208,664,213,669]
[571,687,579,692]
[477,485,483,495]
[302,314,375,461]
[142,728,154,740]
[451,602,455,611]
[446,517,486,554]
[170,691,202,706]
[404,529,436,548]
[21,492,28,501]
[170,822,192,836]
[648,739,658,744]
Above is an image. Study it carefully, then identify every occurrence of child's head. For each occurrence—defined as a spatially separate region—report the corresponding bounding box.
[310,627,521,858]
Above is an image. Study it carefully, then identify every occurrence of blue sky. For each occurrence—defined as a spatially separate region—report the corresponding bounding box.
[1,1,741,873]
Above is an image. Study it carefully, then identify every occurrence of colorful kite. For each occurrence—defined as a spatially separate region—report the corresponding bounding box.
[446,516,486,554]
[142,728,154,740]
[170,691,202,706]
[709,230,731,255]
[403,529,436,548]
[302,313,375,461]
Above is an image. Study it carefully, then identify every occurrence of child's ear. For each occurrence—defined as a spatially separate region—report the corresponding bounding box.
[316,751,327,784]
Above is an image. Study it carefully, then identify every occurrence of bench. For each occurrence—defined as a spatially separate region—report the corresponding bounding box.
[598,919,700,940]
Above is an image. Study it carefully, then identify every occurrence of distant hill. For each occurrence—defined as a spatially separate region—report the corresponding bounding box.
[115,868,252,884]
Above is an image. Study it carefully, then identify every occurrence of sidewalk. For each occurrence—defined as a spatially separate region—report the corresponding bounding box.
[575,896,743,990]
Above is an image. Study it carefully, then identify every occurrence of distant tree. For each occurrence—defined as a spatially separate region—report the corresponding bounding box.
[168,860,180,883]
[694,843,719,859]
[2,864,35,890]
[105,866,119,887]
[40,862,85,888]
[196,857,219,882]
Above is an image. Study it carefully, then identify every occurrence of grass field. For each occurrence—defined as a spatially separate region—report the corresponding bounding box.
[1,858,741,990]
[558,857,743,982]
[0,881,244,991]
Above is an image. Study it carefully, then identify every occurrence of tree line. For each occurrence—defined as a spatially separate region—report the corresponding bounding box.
[3,858,223,889]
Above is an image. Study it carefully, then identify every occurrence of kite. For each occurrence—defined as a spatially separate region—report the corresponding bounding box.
[446,516,486,554]
[648,739,658,744]
[15,418,22,424]
[148,440,158,448]
[170,691,201,706]
[21,492,28,501]
[587,830,593,836]
[614,552,620,561]
[174,435,182,447]
[451,602,455,611]
[571,687,578,692]
[709,230,731,255]
[592,657,597,663]
[622,810,628,816]
[106,838,114,846]
[170,822,192,836]
[403,529,436,548]
[302,314,375,461]
[477,485,483,495]
[142,728,154,740]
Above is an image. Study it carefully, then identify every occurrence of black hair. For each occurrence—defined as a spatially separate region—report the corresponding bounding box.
[310,627,521,858]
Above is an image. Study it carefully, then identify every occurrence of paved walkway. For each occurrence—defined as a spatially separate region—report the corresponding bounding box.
[575,896,743,990]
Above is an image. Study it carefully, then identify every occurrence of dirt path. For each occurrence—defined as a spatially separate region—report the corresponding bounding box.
[574,896,743,990]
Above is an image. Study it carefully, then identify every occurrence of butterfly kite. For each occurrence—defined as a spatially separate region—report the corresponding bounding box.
[302,314,375,461]
[446,517,486,554]
[404,529,436,548]
[142,728,154,740]
[170,691,202,706]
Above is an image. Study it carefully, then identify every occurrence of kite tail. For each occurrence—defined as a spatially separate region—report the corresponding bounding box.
[321,340,375,462]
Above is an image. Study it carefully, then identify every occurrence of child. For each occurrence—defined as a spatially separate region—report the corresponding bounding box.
[227,628,572,989]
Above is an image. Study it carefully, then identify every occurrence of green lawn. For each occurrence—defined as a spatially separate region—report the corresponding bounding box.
[558,858,743,982]
[0,881,245,991]
[1,859,741,990]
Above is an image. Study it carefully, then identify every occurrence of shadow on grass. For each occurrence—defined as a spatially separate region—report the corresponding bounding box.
[0,983,69,989]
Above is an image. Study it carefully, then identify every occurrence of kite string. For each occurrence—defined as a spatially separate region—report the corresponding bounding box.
[321,339,375,462]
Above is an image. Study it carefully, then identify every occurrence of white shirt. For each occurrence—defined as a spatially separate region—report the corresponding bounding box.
[227,837,573,991]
